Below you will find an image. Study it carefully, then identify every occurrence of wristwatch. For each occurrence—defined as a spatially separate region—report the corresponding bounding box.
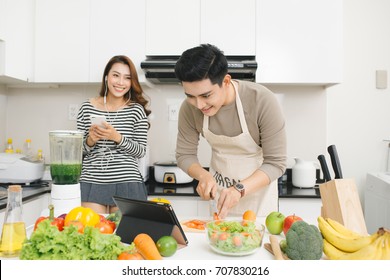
[233,183,245,198]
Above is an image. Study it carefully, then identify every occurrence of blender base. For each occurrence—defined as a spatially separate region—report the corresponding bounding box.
[42,183,81,216]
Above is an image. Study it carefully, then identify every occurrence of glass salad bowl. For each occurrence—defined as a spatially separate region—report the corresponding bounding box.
[206,219,265,256]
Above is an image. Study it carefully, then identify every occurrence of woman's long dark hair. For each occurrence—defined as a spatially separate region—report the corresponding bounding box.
[99,55,151,120]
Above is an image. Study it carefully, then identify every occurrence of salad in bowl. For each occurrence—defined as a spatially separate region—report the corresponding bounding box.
[206,219,265,256]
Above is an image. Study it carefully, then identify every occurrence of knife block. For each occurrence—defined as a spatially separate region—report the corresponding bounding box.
[319,178,368,235]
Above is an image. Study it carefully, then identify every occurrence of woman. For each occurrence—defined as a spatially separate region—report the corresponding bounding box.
[77,55,151,214]
[174,44,287,219]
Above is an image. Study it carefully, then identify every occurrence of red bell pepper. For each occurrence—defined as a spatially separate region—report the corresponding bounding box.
[34,204,65,231]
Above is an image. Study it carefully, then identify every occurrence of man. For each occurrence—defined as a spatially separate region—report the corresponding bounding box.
[175,44,287,219]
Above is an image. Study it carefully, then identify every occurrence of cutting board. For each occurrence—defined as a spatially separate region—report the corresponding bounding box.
[319,178,368,235]
[263,243,289,260]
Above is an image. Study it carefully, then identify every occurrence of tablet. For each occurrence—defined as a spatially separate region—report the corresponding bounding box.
[113,196,188,247]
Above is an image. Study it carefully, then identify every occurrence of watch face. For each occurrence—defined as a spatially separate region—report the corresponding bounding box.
[235,183,244,191]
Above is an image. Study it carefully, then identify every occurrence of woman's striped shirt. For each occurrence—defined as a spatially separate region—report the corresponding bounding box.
[76,100,148,184]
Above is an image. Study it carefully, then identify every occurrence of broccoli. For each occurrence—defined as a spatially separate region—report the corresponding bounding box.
[280,220,323,260]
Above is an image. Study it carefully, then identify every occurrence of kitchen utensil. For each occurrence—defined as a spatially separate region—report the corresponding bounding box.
[317,154,331,182]
[319,178,368,235]
[264,243,290,260]
[292,158,316,188]
[47,130,83,217]
[154,161,193,184]
[209,198,218,218]
[269,235,286,260]
[327,145,343,179]
[0,153,44,183]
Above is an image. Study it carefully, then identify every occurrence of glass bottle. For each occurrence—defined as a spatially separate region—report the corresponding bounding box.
[0,185,27,258]
[37,149,44,162]
[23,139,33,159]
[5,138,14,153]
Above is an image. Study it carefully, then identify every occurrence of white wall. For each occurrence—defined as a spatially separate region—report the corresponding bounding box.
[4,85,97,161]
[0,85,7,150]
[4,84,325,167]
[327,0,390,201]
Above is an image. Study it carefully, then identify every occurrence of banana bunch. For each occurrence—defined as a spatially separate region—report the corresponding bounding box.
[317,216,390,260]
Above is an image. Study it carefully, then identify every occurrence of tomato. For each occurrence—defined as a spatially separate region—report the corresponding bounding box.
[242,210,256,221]
[218,232,229,241]
[118,252,143,260]
[232,235,242,247]
[105,220,116,232]
[95,221,114,234]
[210,232,218,244]
[66,220,84,233]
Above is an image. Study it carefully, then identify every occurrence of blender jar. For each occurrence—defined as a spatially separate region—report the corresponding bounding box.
[49,130,83,185]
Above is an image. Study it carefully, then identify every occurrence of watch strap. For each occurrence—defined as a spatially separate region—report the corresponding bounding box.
[233,183,245,198]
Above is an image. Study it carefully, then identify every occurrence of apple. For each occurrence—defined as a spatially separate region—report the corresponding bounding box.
[282,214,303,235]
[265,211,285,235]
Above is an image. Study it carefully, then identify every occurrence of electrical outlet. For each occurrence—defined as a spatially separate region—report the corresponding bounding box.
[68,104,79,120]
[168,104,179,121]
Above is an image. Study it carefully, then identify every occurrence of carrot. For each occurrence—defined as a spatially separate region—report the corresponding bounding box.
[191,220,206,225]
[195,224,205,230]
[185,222,197,228]
[184,219,206,230]
[118,252,144,260]
[134,233,162,260]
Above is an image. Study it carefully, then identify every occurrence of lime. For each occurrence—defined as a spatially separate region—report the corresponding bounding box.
[156,236,178,257]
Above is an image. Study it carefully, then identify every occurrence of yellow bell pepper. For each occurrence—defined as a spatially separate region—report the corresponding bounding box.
[64,206,100,227]
[150,197,171,204]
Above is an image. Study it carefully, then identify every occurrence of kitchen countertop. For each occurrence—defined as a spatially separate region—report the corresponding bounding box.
[169,216,277,260]
[4,216,284,260]
[279,182,321,198]
[147,166,321,199]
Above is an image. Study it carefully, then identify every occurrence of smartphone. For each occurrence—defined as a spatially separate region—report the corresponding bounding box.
[91,115,106,128]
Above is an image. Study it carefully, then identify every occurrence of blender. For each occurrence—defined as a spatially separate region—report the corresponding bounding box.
[46,130,83,216]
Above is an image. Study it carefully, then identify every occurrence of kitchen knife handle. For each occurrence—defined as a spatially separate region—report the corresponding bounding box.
[328,145,343,179]
[317,154,332,182]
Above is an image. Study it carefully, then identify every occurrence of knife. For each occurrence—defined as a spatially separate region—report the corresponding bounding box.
[317,154,332,182]
[327,145,343,179]
[209,192,220,219]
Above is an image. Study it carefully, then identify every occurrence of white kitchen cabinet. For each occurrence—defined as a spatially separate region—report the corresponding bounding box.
[278,197,322,225]
[201,0,256,55]
[35,0,146,83]
[256,0,343,85]
[0,0,5,40]
[145,0,256,56]
[34,0,90,83]
[89,0,146,83]
[0,0,34,82]
[145,0,200,56]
